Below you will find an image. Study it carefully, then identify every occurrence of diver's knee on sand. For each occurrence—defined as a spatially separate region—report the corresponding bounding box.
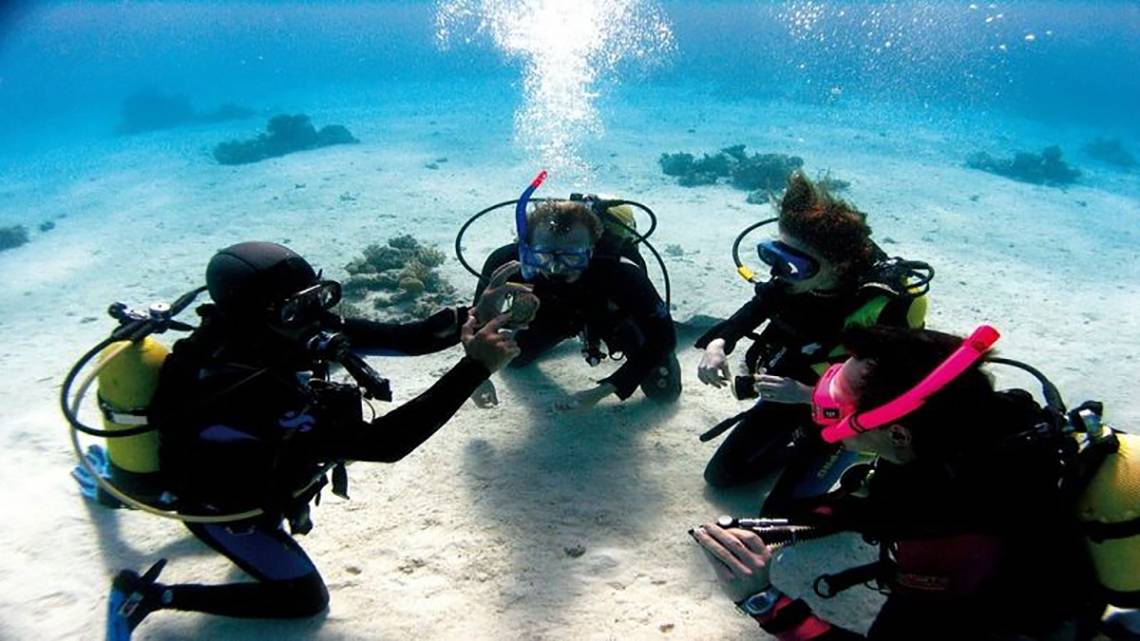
[641,353,682,402]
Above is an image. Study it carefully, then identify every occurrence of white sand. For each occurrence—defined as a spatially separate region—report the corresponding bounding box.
[0,84,1137,640]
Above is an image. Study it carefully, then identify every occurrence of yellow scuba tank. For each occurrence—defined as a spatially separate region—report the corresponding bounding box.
[603,201,638,240]
[1077,430,1140,606]
[98,337,169,473]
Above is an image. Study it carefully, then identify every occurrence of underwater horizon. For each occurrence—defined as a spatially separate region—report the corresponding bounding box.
[1,1,1138,164]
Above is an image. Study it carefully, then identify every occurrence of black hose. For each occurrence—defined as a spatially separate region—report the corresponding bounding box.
[61,286,207,438]
[591,198,670,309]
[645,232,671,311]
[985,356,1067,413]
[731,217,778,280]
[896,260,935,298]
[455,198,526,280]
[59,335,155,438]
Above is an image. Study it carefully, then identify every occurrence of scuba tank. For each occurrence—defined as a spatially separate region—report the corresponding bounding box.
[599,201,638,241]
[1072,410,1140,607]
[987,358,1140,607]
[63,295,202,508]
[97,336,168,478]
[586,197,648,271]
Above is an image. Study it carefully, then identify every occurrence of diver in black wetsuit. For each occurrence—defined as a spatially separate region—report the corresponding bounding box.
[474,199,680,413]
[692,326,1104,641]
[104,241,523,639]
[694,171,931,491]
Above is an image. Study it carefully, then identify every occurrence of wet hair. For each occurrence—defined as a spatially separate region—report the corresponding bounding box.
[526,201,603,244]
[840,325,996,459]
[778,171,876,281]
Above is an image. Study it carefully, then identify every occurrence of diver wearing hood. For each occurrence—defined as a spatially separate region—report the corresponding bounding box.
[475,198,681,413]
[101,241,522,639]
[695,171,931,490]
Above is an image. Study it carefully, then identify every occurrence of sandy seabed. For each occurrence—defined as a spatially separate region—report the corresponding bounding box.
[1,84,1138,640]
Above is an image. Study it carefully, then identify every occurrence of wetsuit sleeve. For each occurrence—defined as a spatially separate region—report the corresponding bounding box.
[333,306,468,355]
[323,356,490,463]
[473,243,519,304]
[597,264,677,400]
[694,282,775,354]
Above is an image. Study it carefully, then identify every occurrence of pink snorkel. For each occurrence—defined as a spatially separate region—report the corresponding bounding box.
[816,325,1001,444]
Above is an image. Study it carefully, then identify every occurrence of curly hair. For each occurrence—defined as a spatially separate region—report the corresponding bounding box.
[526,201,603,244]
[777,171,876,281]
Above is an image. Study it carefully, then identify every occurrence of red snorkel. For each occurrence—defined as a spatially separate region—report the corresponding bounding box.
[816,325,1001,444]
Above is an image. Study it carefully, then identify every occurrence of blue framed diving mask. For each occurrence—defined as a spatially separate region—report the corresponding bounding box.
[757,240,820,281]
[522,245,593,278]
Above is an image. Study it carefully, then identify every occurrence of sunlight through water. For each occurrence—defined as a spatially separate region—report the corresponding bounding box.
[435,0,674,180]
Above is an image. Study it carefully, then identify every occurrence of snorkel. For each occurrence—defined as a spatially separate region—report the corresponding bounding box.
[516,170,548,281]
[815,325,1001,444]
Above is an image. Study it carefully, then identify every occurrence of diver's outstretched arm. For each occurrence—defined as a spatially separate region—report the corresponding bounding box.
[332,306,468,356]
[325,313,518,462]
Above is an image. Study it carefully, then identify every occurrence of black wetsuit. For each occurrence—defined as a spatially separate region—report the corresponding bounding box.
[476,242,680,402]
[695,260,919,488]
[748,392,1101,641]
[147,305,485,619]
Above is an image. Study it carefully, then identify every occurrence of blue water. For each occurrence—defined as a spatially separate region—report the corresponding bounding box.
[1,1,1138,417]
[1,1,1137,153]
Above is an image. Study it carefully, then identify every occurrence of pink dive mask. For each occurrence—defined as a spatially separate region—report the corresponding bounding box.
[812,325,1001,444]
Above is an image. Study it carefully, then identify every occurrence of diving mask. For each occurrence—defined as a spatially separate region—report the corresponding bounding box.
[812,325,1001,443]
[757,240,820,281]
[521,245,593,276]
[271,280,342,326]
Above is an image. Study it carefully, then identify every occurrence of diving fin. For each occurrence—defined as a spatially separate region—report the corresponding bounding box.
[72,445,126,509]
[105,559,166,641]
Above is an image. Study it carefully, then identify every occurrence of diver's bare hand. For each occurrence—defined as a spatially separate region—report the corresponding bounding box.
[754,375,813,404]
[472,378,499,408]
[462,312,521,373]
[691,523,773,603]
[698,339,732,388]
[552,383,616,414]
[474,261,540,326]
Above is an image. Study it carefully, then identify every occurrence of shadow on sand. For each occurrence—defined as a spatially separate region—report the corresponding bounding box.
[460,342,681,633]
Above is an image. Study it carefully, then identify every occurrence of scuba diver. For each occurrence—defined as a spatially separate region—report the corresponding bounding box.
[692,324,1139,640]
[67,241,528,640]
[695,171,932,490]
[468,173,681,413]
